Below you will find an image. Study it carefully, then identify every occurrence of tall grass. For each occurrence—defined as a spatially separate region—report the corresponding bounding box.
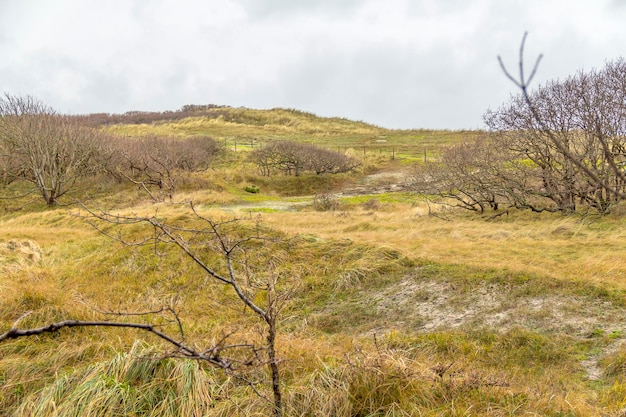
[282,331,600,417]
[4,108,626,415]
[14,341,232,417]
[8,335,605,417]
[260,206,626,290]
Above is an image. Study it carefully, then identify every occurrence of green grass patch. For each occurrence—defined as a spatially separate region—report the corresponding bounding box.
[241,207,280,213]
[340,192,416,205]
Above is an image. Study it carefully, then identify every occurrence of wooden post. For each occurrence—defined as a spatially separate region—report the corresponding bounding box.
[392,147,395,160]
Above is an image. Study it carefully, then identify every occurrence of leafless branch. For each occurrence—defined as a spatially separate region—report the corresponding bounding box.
[497,32,626,201]
[498,32,543,89]
[72,201,289,415]
[75,297,187,342]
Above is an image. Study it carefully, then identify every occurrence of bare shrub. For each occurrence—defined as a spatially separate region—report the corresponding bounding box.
[3,208,293,416]
[313,192,340,211]
[102,135,220,201]
[362,198,381,211]
[407,135,509,213]
[249,141,359,177]
[411,55,626,215]
[493,34,626,214]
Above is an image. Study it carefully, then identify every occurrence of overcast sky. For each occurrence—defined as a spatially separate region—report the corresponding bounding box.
[1,0,625,129]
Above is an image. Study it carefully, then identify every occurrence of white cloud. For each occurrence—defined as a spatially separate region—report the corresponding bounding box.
[1,0,625,128]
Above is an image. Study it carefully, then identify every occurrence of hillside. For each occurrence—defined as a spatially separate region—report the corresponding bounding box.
[1,107,626,416]
[92,105,477,161]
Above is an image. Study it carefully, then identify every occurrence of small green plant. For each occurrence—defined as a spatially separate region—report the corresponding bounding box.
[244,185,260,193]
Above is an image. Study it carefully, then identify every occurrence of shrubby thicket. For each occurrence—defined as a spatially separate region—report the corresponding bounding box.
[249,140,359,176]
[0,95,359,206]
[0,94,222,205]
[409,58,626,214]
[102,135,220,201]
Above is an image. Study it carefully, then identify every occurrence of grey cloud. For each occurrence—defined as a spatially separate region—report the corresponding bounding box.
[1,0,624,129]
[0,49,132,114]
[258,40,499,129]
[610,0,626,9]
[239,0,363,18]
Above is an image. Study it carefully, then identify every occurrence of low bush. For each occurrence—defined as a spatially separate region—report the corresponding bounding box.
[313,192,340,211]
[249,140,359,176]
[244,185,260,193]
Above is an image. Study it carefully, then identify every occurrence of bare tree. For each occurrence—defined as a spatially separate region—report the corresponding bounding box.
[494,33,626,211]
[1,205,292,416]
[0,94,104,205]
[304,143,361,175]
[414,35,626,216]
[408,136,504,213]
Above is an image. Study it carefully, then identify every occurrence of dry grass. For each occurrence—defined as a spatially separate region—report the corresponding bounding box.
[13,341,239,417]
[259,206,626,290]
[3,201,626,415]
[102,107,480,162]
[2,111,626,415]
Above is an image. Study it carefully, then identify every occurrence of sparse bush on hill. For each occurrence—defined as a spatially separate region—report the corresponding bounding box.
[244,184,260,193]
[75,104,227,127]
[76,105,321,128]
[249,140,359,177]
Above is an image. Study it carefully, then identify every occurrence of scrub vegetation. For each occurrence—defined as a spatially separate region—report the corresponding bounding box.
[2,75,626,415]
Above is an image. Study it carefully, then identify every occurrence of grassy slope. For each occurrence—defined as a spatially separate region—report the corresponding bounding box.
[1,107,626,416]
[103,106,478,162]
